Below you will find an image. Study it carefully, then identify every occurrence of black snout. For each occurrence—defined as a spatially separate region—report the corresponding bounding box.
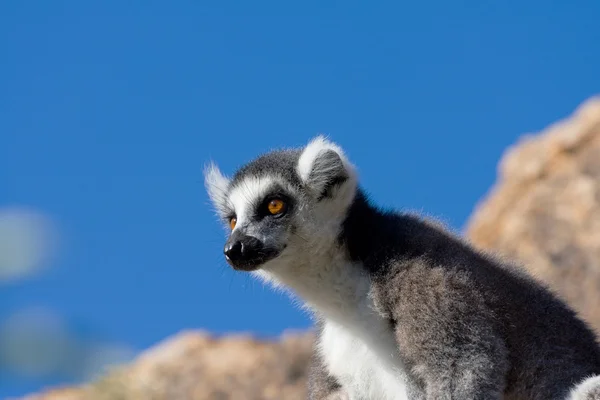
[224,234,269,271]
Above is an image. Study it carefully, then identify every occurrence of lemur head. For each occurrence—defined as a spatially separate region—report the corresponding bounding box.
[205,136,358,272]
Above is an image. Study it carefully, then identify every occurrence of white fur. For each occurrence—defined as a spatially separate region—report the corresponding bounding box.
[297,135,333,181]
[204,162,231,217]
[297,136,359,227]
[297,135,357,193]
[568,375,600,399]
[228,176,275,229]
[321,319,410,400]
[260,246,410,400]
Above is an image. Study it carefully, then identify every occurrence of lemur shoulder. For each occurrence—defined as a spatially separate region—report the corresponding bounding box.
[205,136,600,400]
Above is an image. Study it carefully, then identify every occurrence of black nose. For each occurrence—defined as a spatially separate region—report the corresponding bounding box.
[224,240,243,261]
[223,235,264,270]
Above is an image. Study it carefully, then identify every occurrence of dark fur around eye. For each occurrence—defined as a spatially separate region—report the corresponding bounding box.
[223,212,236,225]
[257,193,293,218]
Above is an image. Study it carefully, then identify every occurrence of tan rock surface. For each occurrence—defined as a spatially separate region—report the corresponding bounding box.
[18,96,600,399]
[17,388,83,400]
[16,331,314,400]
[467,96,600,334]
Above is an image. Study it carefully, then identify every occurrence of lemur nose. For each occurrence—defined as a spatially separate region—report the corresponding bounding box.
[224,240,243,261]
[223,235,265,270]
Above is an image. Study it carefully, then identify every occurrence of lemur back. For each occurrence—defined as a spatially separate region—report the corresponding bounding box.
[206,136,600,400]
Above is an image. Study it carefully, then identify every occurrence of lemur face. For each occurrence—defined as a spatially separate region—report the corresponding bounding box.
[205,136,357,271]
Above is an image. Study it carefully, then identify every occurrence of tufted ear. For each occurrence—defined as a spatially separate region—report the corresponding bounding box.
[204,162,230,217]
[297,136,356,200]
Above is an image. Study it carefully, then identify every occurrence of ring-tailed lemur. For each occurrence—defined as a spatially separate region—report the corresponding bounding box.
[205,136,600,400]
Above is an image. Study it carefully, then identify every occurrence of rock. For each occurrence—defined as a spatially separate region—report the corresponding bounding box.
[17,96,600,399]
[467,96,600,334]
[15,330,314,400]
[17,388,83,400]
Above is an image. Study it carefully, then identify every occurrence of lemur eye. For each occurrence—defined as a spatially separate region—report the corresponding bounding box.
[229,217,237,230]
[267,199,286,215]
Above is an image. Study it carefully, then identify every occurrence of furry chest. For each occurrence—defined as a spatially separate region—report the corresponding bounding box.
[319,319,411,400]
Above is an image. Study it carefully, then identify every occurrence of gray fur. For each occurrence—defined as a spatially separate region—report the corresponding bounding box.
[231,149,303,188]
[205,136,600,400]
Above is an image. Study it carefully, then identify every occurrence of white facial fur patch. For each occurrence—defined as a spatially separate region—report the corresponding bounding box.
[297,135,357,187]
[204,162,231,217]
[228,176,276,230]
[569,374,600,399]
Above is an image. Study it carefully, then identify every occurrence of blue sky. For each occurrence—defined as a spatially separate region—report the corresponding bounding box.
[1,0,599,396]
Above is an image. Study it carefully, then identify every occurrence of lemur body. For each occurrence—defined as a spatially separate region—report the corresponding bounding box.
[205,136,600,399]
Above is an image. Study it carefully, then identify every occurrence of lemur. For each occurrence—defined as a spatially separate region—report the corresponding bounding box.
[205,136,600,400]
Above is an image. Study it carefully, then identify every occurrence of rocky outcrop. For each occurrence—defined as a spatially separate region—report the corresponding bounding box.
[18,96,600,399]
[18,331,314,400]
[467,96,600,334]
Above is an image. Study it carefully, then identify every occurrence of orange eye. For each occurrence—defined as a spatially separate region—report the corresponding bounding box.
[267,199,285,215]
[229,217,237,230]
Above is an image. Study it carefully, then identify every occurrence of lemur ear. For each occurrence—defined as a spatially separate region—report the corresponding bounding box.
[204,162,230,216]
[297,136,356,200]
